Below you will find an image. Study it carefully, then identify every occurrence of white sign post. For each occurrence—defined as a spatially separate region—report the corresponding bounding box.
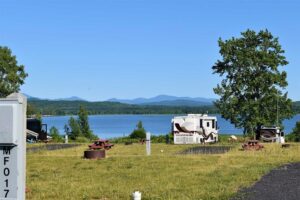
[146,132,151,156]
[0,93,27,200]
[65,134,68,144]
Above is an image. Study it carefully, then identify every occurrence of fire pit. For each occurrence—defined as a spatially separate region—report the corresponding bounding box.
[84,150,106,159]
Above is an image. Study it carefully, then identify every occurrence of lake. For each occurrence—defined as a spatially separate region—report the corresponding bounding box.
[42,114,300,139]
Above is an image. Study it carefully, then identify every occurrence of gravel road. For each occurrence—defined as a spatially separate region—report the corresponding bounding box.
[232,162,300,200]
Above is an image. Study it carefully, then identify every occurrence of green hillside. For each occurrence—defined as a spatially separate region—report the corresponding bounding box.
[27,99,300,115]
[293,101,300,113]
[27,99,218,115]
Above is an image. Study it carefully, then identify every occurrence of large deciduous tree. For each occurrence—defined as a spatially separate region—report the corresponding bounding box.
[212,29,293,136]
[0,46,28,97]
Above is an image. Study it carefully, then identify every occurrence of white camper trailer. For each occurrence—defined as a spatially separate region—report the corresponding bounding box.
[172,114,218,144]
[256,126,285,143]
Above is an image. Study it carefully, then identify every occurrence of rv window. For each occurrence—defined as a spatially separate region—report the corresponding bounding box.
[200,119,203,128]
[207,122,210,127]
[212,120,215,128]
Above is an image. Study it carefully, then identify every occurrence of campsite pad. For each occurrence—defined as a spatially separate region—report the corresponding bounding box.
[180,145,232,154]
[232,162,300,200]
[27,144,81,153]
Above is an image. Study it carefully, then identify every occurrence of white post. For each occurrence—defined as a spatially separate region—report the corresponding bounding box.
[132,191,141,200]
[65,134,68,144]
[0,93,27,200]
[146,132,151,156]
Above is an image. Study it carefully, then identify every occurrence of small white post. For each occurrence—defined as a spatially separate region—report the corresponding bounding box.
[146,132,151,156]
[0,93,27,200]
[132,191,141,200]
[65,134,68,144]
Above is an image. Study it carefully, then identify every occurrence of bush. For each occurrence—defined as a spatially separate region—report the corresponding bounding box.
[287,121,300,142]
[151,135,167,143]
[75,136,91,143]
[49,126,63,143]
[129,121,146,139]
[110,137,139,144]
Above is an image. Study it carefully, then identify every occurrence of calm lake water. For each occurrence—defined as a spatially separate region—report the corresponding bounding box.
[43,114,300,139]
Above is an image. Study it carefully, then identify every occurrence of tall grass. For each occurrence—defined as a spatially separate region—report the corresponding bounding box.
[26,143,300,199]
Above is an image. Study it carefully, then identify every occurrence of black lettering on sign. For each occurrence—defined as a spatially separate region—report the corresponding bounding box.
[4,179,8,187]
[4,189,9,198]
[3,157,9,165]
[3,168,10,176]
[3,148,10,155]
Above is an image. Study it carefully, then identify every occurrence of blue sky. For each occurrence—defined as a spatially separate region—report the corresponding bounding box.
[1,0,299,101]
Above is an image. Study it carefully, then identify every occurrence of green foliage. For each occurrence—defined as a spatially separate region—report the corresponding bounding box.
[68,116,82,140]
[66,106,97,140]
[287,121,300,142]
[213,29,293,136]
[75,136,90,143]
[110,134,172,144]
[129,121,146,139]
[27,99,219,115]
[168,132,174,144]
[27,100,300,115]
[293,101,300,113]
[27,103,37,116]
[78,105,96,139]
[151,135,167,143]
[110,136,138,144]
[49,126,63,142]
[36,112,43,124]
[0,46,28,97]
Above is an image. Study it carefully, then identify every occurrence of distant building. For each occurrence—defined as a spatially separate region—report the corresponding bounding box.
[172,114,218,144]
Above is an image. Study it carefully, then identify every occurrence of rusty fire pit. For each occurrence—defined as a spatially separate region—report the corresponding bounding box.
[84,150,106,159]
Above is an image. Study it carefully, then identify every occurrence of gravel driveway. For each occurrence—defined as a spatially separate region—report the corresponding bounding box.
[232,162,300,200]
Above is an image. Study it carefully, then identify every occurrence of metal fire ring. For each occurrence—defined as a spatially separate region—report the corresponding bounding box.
[84,150,106,159]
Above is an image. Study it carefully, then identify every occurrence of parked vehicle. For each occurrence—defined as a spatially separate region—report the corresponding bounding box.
[172,114,218,144]
[256,126,285,143]
[27,118,48,142]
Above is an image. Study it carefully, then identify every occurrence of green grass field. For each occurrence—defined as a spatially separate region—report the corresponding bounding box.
[26,143,300,200]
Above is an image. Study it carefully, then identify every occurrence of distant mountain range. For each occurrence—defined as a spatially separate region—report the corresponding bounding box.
[24,94,216,106]
[24,94,86,101]
[107,95,216,106]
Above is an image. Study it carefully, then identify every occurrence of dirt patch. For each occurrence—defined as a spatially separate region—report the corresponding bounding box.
[180,146,232,154]
[232,162,300,200]
[27,144,81,153]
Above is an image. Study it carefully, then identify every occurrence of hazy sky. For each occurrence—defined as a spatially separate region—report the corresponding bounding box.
[1,0,299,101]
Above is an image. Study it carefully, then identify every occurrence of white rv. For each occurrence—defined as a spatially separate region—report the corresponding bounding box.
[172,114,218,144]
[256,126,285,143]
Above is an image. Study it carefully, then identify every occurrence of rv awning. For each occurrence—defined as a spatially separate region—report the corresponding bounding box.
[26,129,39,138]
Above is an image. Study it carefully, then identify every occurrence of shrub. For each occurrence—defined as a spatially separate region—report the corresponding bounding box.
[75,136,91,143]
[49,126,63,142]
[287,121,300,142]
[129,121,146,139]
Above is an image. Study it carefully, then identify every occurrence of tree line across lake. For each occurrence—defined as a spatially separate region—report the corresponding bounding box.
[27,99,219,115]
[27,99,300,116]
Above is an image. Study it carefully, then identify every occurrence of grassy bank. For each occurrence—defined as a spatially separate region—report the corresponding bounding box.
[26,143,300,199]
